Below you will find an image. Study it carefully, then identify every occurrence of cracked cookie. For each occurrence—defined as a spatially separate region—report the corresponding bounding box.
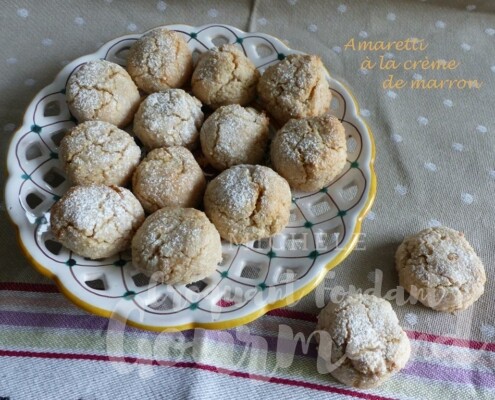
[200,104,269,171]
[316,293,411,389]
[50,185,145,259]
[131,207,222,285]
[396,226,486,312]
[127,27,193,94]
[66,60,141,127]
[204,164,291,244]
[271,114,346,192]
[191,44,260,109]
[257,54,331,125]
[132,146,206,213]
[133,89,204,150]
[59,121,141,187]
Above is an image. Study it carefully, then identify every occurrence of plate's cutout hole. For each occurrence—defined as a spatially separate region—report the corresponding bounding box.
[317,228,341,250]
[216,289,242,308]
[310,199,332,217]
[192,50,202,65]
[240,264,262,280]
[132,273,150,287]
[43,100,61,117]
[289,208,302,223]
[115,46,130,61]
[148,295,174,311]
[43,168,65,188]
[85,277,106,291]
[26,192,45,209]
[50,129,68,147]
[285,233,308,251]
[253,238,271,249]
[83,257,105,262]
[277,268,298,284]
[341,183,358,202]
[26,143,43,160]
[347,136,358,153]
[212,35,229,47]
[45,239,62,255]
[331,97,340,111]
[186,280,208,293]
[255,44,274,58]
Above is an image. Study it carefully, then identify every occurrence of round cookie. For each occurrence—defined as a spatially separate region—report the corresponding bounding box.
[50,185,145,259]
[127,28,193,94]
[133,89,204,150]
[257,54,331,124]
[271,114,347,192]
[132,146,206,213]
[132,207,222,285]
[316,293,411,389]
[204,165,291,244]
[66,60,141,127]
[59,121,141,187]
[396,226,486,312]
[200,104,270,171]
[191,44,260,109]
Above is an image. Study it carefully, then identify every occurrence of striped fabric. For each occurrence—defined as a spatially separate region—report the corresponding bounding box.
[1,283,494,399]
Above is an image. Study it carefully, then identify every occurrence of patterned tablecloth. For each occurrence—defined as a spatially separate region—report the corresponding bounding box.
[0,1,494,399]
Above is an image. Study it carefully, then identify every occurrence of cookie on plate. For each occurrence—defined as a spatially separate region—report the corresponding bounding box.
[132,207,222,285]
[127,27,193,94]
[204,164,291,244]
[191,44,260,109]
[271,114,346,192]
[59,121,141,187]
[200,104,269,171]
[132,146,206,213]
[316,293,411,389]
[257,54,331,125]
[50,185,145,259]
[66,60,141,127]
[396,226,486,312]
[133,89,204,150]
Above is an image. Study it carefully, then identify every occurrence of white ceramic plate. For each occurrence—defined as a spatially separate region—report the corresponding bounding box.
[5,24,376,331]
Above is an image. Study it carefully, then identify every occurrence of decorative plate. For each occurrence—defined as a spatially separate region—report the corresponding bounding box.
[5,24,376,331]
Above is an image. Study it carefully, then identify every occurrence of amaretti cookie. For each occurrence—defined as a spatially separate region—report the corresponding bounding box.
[316,293,411,389]
[132,207,222,285]
[204,165,291,244]
[396,226,486,312]
[59,121,141,187]
[50,185,145,259]
[257,54,331,124]
[271,114,347,192]
[132,146,206,213]
[191,44,260,109]
[66,60,141,127]
[127,28,193,94]
[200,104,270,171]
[133,89,204,150]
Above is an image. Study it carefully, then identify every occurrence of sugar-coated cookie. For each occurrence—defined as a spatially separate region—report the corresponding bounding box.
[66,60,141,127]
[192,44,260,109]
[396,226,486,312]
[59,121,141,187]
[50,185,145,259]
[133,89,204,150]
[132,207,222,285]
[132,146,206,213]
[200,104,269,171]
[204,164,291,244]
[127,28,193,94]
[316,293,411,389]
[271,114,346,192]
[257,54,331,125]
